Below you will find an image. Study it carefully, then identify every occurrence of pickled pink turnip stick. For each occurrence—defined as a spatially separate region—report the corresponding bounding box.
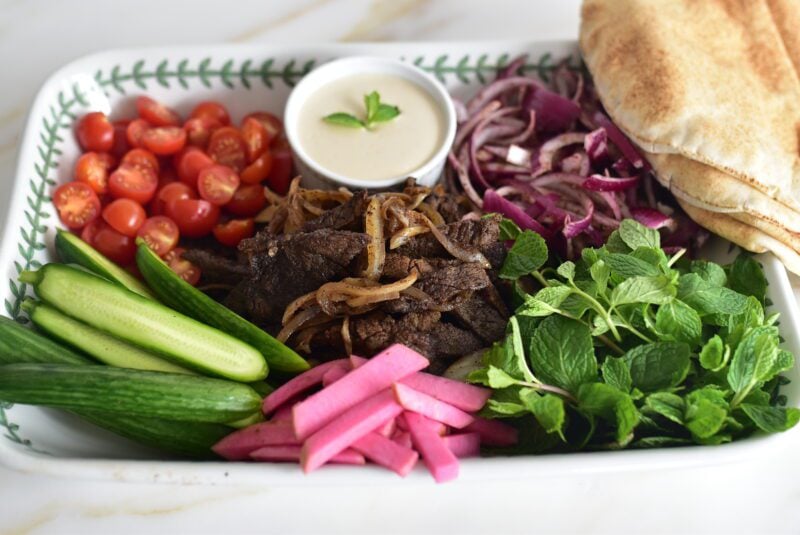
[403,412,459,483]
[322,365,349,387]
[443,433,481,458]
[251,445,365,465]
[262,358,351,414]
[392,383,475,429]
[351,432,419,477]
[212,421,299,460]
[463,417,519,446]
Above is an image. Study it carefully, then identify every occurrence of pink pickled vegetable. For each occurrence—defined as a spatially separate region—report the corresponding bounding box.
[392,383,475,429]
[464,417,519,447]
[396,412,447,436]
[301,390,403,473]
[443,433,481,458]
[393,430,413,449]
[322,365,349,387]
[630,207,676,230]
[271,404,294,422]
[293,344,428,440]
[251,445,365,465]
[377,418,396,437]
[404,413,459,484]
[262,358,350,414]
[212,421,299,460]
[351,432,419,477]
[350,355,491,412]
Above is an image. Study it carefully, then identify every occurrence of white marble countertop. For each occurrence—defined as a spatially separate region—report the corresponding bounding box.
[1,1,799,533]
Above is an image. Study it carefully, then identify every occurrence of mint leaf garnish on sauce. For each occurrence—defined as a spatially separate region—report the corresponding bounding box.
[323,90,400,130]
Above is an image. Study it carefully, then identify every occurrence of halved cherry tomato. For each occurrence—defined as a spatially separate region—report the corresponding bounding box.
[126,119,150,148]
[136,215,179,256]
[93,225,136,265]
[243,112,282,146]
[80,217,105,245]
[111,120,132,158]
[122,148,159,175]
[108,165,158,204]
[190,101,230,126]
[163,247,201,285]
[151,181,196,215]
[197,165,240,206]
[53,181,101,229]
[102,198,146,237]
[184,117,221,149]
[240,151,273,185]
[76,112,114,153]
[136,96,181,127]
[224,183,266,217]
[207,127,247,172]
[266,137,293,194]
[176,147,214,186]
[166,198,220,238]
[213,218,254,247]
[75,152,113,194]
[241,117,268,163]
[142,126,186,155]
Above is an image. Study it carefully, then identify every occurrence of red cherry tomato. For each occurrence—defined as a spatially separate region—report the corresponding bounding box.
[102,198,146,237]
[136,96,181,127]
[53,181,101,229]
[93,225,136,265]
[224,183,266,217]
[136,216,179,257]
[176,148,214,186]
[142,126,186,155]
[80,217,105,245]
[108,165,158,204]
[151,181,196,215]
[213,218,255,248]
[163,247,201,286]
[240,151,273,185]
[76,112,114,153]
[207,127,247,172]
[184,117,221,149]
[190,101,230,126]
[159,166,179,188]
[197,165,240,206]
[266,137,293,194]
[75,152,113,194]
[122,148,160,175]
[166,198,220,238]
[241,117,268,163]
[126,119,150,148]
[243,112,282,145]
[111,120,132,158]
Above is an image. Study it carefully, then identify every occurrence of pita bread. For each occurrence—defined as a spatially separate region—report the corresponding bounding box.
[679,201,800,275]
[580,0,800,212]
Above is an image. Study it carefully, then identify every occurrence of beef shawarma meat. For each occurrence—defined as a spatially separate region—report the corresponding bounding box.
[302,190,369,232]
[451,292,508,344]
[182,249,249,286]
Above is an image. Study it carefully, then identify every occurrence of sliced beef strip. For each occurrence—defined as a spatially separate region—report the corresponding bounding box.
[182,249,249,286]
[301,190,368,232]
[424,190,468,224]
[394,213,504,263]
[450,292,508,344]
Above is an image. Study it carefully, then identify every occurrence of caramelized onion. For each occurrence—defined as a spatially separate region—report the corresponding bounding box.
[278,305,323,343]
[389,225,430,250]
[361,197,385,280]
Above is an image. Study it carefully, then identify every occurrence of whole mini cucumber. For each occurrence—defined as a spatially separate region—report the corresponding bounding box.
[0,315,91,366]
[19,264,267,382]
[0,363,262,423]
[135,242,309,373]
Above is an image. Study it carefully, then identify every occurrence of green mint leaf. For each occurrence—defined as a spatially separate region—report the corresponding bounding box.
[370,103,401,124]
[520,390,566,439]
[619,219,660,250]
[485,365,519,389]
[633,436,693,448]
[740,404,800,433]
[728,254,767,302]
[727,326,780,397]
[685,387,729,439]
[499,230,548,280]
[605,230,632,253]
[677,273,748,315]
[577,382,639,443]
[655,299,702,346]
[699,335,727,371]
[559,280,598,317]
[556,261,576,281]
[517,286,571,318]
[631,246,669,270]
[611,275,676,306]
[623,342,691,392]
[507,316,536,382]
[601,357,632,393]
[690,260,727,287]
[604,253,660,278]
[644,392,685,425]
[589,260,611,294]
[323,113,365,128]
[528,315,598,393]
[364,91,380,122]
[499,218,522,241]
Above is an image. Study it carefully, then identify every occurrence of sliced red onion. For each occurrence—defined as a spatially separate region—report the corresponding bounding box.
[630,207,676,231]
[593,112,649,170]
[537,132,586,174]
[452,98,468,123]
[466,77,544,115]
[582,173,639,192]
[584,128,609,166]
[448,151,482,208]
[563,197,595,239]
[483,189,550,237]
[525,88,581,132]
[560,152,590,176]
[454,100,501,149]
[498,111,536,146]
[496,56,528,80]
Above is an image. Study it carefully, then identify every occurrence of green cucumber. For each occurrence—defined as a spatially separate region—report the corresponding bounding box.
[136,242,309,373]
[0,315,92,366]
[55,230,155,299]
[23,300,192,375]
[76,410,230,459]
[20,264,267,382]
[0,363,262,423]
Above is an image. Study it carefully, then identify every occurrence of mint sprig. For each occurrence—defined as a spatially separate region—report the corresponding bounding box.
[323,90,401,130]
